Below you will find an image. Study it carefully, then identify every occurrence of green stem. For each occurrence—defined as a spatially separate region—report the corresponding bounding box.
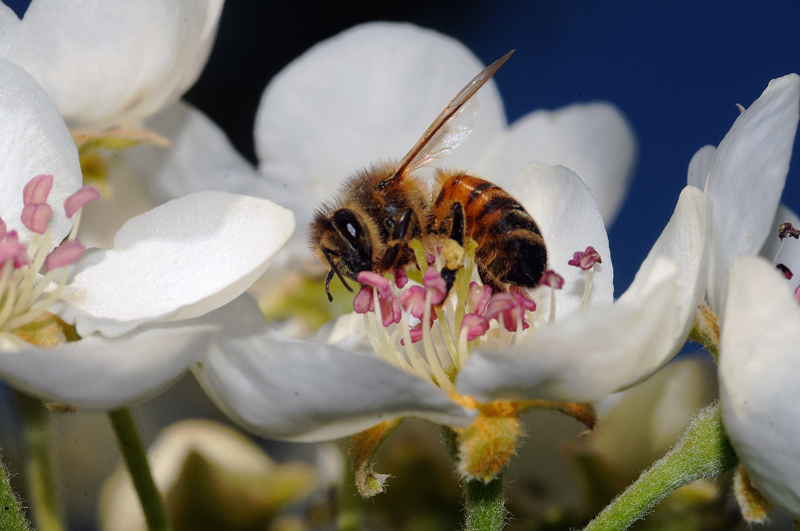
[0,451,32,531]
[441,427,507,531]
[15,392,64,531]
[336,457,362,531]
[108,407,171,531]
[463,475,506,531]
[584,403,737,531]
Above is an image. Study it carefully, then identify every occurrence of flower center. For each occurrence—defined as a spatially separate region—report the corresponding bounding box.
[0,174,98,337]
[353,240,602,392]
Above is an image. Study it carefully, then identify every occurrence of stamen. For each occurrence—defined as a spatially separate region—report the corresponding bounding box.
[0,232,27,265]
[580,269,594,308]
[399,285,427,318]
[774,223,800,266]
[541,269,564,323]
[353,286,373,314]
[568,246,602,270]
[433,306,460,368]
[779,223,800,240]
[64,186,100,218]
[357,271,392,298]
[777,263,793,279]
[14,230,50,314]
[569,247,600,308]
[21,204,52,235]
[393,267,409,289]
[22,174,53,206]
[0,176,93,335]
[367,291,392,363]
[420,290,455,392]
[469,281,492,315]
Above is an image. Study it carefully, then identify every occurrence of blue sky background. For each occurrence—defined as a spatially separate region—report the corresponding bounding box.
[5,0,800,291]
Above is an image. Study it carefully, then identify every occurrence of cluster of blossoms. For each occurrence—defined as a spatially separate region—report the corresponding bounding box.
[1,1,799,528]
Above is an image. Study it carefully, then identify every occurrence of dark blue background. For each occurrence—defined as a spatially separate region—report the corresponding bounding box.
[6,0,800,292]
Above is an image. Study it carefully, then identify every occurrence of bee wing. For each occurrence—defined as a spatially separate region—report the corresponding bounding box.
[392,50,515,179]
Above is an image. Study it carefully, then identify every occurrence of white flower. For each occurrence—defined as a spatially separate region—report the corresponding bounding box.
[685,73,800,518]
[0,56,295,410]
[192,162,709,441]
[184,23,710,443]
[719,255,800,518]
[0,0,224,129]
[686,74,800,315]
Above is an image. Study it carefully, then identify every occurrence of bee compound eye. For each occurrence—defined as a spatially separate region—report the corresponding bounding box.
[332,209,363,245]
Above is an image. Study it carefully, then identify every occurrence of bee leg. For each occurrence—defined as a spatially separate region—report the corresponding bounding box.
[448,201,465,246]
[324,270,335,302]
[380,209,419,272]
[440,202,466,296]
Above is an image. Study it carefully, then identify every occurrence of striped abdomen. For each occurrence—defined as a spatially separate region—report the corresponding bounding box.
[431,172,547,291]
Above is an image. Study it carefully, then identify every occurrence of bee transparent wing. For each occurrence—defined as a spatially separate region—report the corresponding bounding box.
[402,97,479,175]
[393,50,515,179]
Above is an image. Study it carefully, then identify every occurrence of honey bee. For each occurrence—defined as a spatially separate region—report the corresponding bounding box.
[309,50,547,302]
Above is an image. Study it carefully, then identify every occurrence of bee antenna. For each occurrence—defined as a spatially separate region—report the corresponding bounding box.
[322,248,354,302]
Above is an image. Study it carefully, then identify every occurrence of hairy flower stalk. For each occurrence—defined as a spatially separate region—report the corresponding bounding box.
[0,174,97,339]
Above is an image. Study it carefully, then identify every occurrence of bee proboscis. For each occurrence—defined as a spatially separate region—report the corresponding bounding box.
[309,50,547,302]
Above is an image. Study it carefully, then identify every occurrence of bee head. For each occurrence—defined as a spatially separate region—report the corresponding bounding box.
[309,208,374,301]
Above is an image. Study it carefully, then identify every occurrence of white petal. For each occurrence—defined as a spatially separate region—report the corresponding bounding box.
[457,187,710,402]
[705,74,800,312]
[55,191,295,337]
[0,57,82,247]
[719,255,800,517]
[3,0,224,128]
[620,186,711,335]
[478,103,637,225]
[192,294,475,442]
[457,257,681,402]
[512,162,613,317]
[254,22,506,233]
[0,325,214,409]
[131,102,266,202]
[686,145,716,190]
[78,102,264,250]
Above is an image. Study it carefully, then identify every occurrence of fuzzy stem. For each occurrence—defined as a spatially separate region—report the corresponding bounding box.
[336,458,362,531]
[16,392,64,531]
[583,403,737,531]
[0,450,32,531]
[463,475,506,531]
[108,408,171,531]
[442,427,507,531]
